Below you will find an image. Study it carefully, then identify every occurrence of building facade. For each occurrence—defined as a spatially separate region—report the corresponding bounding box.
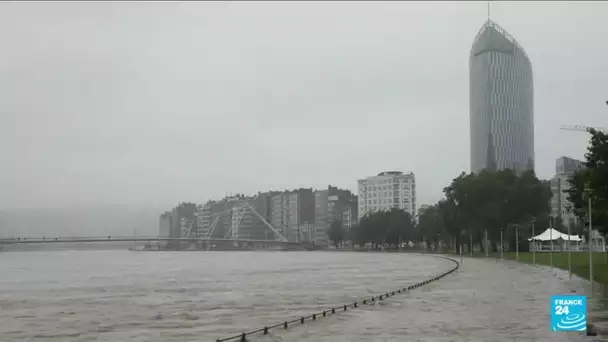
[357,171,416,219]
[313,186,358,246]
[162,186,359,245]
[551,156,586,226]
[169,202,197,238]
[313,189,329,244]
[270,189,315,242]
[470,20,535,174]
[194,194,274,240]
[239,193,272,240]
[556,156,585,175]
[195,203,213,237]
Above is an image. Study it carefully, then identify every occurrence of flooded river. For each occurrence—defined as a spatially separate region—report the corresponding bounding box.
[0,250,601,341]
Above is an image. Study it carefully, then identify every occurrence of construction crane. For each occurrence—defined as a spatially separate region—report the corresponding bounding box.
[560,125,607,133]
[560,100,608,133]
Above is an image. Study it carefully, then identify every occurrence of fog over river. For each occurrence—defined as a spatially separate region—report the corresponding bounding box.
[0,250,600,341]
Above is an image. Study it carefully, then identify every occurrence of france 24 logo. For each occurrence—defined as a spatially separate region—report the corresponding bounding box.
[551,295,587,332]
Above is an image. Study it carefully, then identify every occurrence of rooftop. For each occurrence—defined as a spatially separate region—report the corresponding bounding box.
[470,19,530,61]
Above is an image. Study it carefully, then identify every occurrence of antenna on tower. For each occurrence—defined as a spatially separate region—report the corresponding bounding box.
[487,0,492,21]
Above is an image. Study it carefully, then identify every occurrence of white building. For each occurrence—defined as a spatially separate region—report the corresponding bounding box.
[550,157,585,226]
[357,171,416,219]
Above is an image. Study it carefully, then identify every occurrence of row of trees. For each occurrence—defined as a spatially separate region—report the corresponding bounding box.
[326,128,607,250]
[326,208,416,248]
[418,169,552,252]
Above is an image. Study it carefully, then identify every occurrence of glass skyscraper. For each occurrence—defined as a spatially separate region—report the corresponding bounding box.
[469,20,534,174]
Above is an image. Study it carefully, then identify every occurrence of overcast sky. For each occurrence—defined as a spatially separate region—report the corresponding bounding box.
[1,1,607,211]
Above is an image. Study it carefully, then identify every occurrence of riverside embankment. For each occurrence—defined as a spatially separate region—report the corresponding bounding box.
[446,250,608,338]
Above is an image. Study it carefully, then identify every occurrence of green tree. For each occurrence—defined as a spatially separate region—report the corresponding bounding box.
[352,209,415,248]
[567,128,608,234]
[417,204,443,242]
[327,220,345,248]
[437,169,551,252]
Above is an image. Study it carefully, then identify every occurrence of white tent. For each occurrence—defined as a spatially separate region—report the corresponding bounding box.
[528,228,582,242]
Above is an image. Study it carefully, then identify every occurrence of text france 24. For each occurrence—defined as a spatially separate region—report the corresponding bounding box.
[551,295,587,332]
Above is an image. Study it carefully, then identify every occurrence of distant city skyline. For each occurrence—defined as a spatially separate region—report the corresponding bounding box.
[157,185,358,245]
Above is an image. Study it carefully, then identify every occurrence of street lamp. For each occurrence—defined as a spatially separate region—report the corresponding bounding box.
[516,224,519,261]
[530,218,536,266]
[585,186,594,289]
[460,230,465,266]
[505,223,520,261]
[565,205,573,280]
[469,230,473,257]
[485,229,489,257]
[500,227,504,260]
[549,215,554,270]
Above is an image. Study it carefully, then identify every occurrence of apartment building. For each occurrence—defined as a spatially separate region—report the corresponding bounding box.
[270,189,314,242]
[168,202,197,238]
[314,186,358,245]
[357,171,416,219]
[194,194,273,239]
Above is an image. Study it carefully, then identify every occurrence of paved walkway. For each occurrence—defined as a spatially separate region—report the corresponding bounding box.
[270,256,596,342]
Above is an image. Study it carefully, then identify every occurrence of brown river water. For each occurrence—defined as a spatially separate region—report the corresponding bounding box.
[0,249,605,341]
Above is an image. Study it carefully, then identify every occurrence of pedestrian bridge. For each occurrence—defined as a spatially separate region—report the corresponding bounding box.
[0,202,320,250]
[0,236,315,250]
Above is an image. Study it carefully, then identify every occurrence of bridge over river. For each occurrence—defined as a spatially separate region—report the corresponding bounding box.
[0,236,313,251]
[0,202,319,251]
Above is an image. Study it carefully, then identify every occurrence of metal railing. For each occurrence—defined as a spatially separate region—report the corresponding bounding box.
[215,256,460,342]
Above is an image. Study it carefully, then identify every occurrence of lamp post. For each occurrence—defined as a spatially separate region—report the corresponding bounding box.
[564,205,573,279]
[586,187,593,289]
[485,229,489,257]
[507,223,520,261]
[567,220,572,280]
[531,218,536,266]
[500,227,504,260]
[460,230,466,265]
[460,243,463,265]
[515,224,519,261]
[549,216,554,270]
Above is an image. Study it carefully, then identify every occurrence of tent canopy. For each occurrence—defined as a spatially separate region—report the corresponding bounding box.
[528,228,582,242]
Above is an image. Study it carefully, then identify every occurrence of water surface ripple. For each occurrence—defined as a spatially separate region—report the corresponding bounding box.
[0,250,595,341]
